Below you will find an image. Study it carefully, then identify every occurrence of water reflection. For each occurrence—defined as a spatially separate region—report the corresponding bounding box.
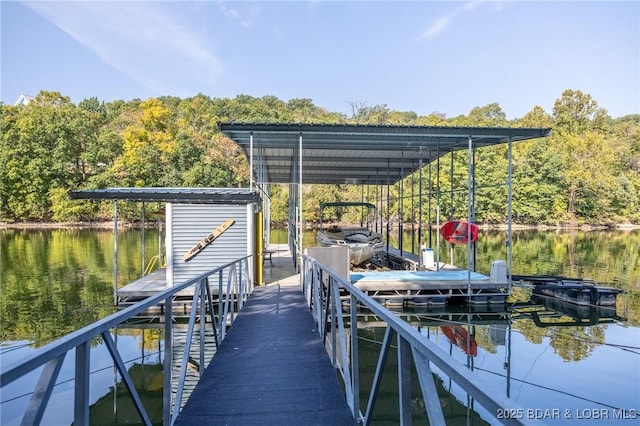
[356,324,491,425]
[1,228,161,345]
[523,295,624,327]
[355,289,636,425]
[1,228,638,424]
[88,363,164,426]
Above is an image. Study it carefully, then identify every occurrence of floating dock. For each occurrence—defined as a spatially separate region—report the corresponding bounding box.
[118,268,167,301]
[120,246,512,309]
[350,269,509,307]
[512,275,623,307]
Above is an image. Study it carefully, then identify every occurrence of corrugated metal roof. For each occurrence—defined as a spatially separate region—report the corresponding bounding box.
[69,187,259,204]
[219,123,551,185]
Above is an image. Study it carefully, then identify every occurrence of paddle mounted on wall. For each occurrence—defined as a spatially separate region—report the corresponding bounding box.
[182,219,235,262]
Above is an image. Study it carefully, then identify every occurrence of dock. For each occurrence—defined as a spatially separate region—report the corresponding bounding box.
[512,275,623,307]
[173,247,356,426]
[351,269,509,306]
[117,245,511,311]
[118,268,167,300]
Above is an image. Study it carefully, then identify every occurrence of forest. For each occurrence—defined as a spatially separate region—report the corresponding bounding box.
[1,89,638,226]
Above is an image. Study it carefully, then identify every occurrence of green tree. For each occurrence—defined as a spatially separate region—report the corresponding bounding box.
[111,98,177,186]
[510,106,561,224]
[552,89,609,135]
[560,132,617,220]
[0,91,100,220]
[286,98,346,123]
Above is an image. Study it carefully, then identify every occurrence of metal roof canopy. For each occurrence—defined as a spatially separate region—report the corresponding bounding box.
[69,187,260,204]
[220,123,551,185]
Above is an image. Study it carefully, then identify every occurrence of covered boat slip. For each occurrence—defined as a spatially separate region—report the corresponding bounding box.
[72,125,553,305]
[220,123,551,299]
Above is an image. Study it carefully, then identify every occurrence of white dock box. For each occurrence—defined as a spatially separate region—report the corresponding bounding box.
[490,260,507,284]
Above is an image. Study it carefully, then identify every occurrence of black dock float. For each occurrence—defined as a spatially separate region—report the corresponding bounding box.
[512,275,623,307]
[174,283,356,426]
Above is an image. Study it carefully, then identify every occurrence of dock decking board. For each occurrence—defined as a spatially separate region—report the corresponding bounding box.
[350,269,499,290]
[118,268,167,298]
[173,283,356,426]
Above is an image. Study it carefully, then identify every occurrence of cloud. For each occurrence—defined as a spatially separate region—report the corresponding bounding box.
[22,1,224,96]
[418,0,492,41]
[420,15,452,40]
[217,1,261,28]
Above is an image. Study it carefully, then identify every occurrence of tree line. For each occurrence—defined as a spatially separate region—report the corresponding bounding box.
[1,89,638,225]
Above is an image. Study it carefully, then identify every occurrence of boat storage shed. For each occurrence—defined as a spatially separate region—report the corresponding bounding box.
[70,188,261,290]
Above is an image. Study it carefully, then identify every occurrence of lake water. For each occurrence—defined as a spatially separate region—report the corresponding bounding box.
[1,227,639,425]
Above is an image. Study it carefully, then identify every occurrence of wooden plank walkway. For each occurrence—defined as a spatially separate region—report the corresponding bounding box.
[173,281,356,425]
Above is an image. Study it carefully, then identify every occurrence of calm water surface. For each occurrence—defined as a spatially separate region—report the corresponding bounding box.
[1,228,639,425]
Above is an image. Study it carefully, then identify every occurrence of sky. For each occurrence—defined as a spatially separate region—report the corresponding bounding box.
[1,0,639,119]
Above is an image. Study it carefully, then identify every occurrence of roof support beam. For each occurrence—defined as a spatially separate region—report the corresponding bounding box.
[298,133,303,269]
[250,132,254,191]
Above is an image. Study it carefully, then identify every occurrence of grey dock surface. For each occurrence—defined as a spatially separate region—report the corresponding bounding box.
[118,268,166,298]
[174,246,356,426]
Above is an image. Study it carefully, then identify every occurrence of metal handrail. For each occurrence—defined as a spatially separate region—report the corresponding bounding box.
[144,253,166,275]
[301,254,543,426]
[1,255,253,426]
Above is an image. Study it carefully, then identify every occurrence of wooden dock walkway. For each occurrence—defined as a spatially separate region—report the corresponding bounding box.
[174,248,356,426]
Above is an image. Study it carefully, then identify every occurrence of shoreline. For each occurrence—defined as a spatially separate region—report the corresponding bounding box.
[3,221,640,231]
[1,221,135,229]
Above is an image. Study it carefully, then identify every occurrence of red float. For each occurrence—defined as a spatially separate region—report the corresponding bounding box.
[440,221,478,244]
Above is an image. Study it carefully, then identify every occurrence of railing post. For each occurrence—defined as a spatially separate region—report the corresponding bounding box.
[330,276,337,366]
[230,264,238,318]
[246,258,254,296]
[199,279,206,375]
[224,272,234,332]
[314,263,322,331]
[204,277,219,347]
[397,336,412,426]
[21,355,65,426]
[330,278,354,411]
[238,262,244,307]
[163,294,173,426]
[301,256,306,297]
[74,342,90,426]
[172,289,202,423]
[411,347,446,426]
[219,270,226,339]
[304,257,312,306]
[350,293,361,421]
